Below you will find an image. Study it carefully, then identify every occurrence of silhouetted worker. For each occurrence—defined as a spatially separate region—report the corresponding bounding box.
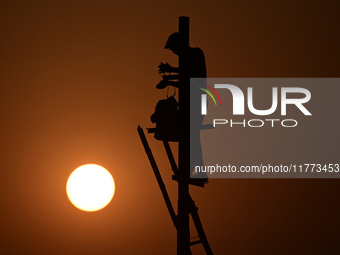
[156,32,208,180]
[157,32,206,89]
[150,96,179,141]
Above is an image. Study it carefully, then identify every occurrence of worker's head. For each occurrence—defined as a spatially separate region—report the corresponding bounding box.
[164,32,185,55]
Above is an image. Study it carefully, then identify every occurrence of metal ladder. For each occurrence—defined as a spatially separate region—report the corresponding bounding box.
[137,126,213,255]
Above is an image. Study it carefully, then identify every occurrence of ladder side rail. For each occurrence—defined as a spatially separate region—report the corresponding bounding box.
[137,126,178,229]
[189,198,214,255]
[163,141,179,175]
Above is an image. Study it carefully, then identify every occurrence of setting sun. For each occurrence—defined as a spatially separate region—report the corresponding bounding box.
[66,164,115,212]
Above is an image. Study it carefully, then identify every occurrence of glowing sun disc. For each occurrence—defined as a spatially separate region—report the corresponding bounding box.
[66,164,115,212]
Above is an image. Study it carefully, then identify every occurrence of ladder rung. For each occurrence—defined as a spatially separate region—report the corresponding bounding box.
[172,175,208,188]
[190,240,202,246]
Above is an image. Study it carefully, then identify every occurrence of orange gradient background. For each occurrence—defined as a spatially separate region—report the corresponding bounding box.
[1,1,339,254]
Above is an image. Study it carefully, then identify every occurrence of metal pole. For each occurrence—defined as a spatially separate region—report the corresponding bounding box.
[177,16,190,255]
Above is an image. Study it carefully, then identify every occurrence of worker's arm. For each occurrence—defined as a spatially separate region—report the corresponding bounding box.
[158,62,179,73]
[162,74,179,80]
[156,80,179,89]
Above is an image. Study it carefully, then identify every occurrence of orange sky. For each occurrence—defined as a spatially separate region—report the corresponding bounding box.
[1,1,339,254]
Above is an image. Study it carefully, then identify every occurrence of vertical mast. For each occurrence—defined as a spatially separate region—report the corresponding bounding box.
[177,16,190,255]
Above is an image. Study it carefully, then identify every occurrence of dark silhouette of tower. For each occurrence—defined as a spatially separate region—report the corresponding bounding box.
[138,17,212,255]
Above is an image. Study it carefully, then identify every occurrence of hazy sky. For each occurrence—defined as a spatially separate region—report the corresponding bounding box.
[1,1,339,254]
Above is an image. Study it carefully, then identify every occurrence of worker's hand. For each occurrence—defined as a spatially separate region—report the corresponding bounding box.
[158,62,172,73]
[156,80,168,89]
